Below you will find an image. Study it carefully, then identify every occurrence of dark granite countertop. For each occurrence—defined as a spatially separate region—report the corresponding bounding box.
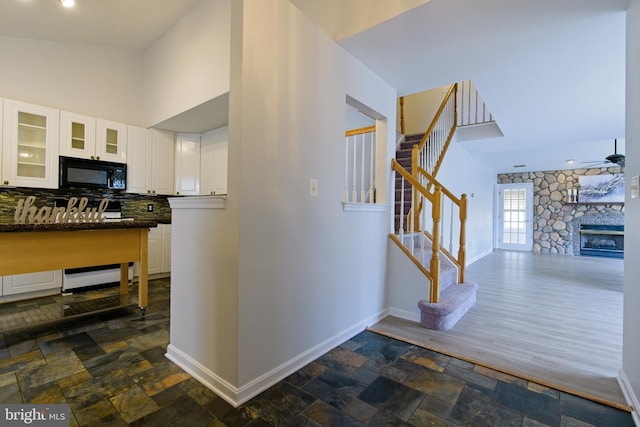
[127,217,171,224]
[0,220,158,233]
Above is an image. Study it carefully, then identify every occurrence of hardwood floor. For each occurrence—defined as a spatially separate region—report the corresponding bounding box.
[369,250,629,410]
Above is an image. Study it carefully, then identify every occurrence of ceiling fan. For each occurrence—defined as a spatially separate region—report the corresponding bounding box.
[581,139,625,168]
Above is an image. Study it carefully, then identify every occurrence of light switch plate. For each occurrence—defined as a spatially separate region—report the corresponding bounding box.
[309,179,318,197]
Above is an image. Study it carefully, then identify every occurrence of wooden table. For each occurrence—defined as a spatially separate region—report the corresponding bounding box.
[0,221,156,315]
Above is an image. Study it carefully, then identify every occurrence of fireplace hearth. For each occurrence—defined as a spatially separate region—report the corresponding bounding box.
[579,224,624,259]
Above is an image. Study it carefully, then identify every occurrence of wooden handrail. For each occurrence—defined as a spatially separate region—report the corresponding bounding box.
[389,234,433,282]
[416,83,457,153]
[399,96,405,135]
[345,125,376,137]
[458,194,467,283]
[391,159,436,204]
[393,157,468,302]
[416,166,463,205]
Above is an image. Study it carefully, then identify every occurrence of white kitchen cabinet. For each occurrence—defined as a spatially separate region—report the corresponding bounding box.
[59,111,97,160]
[2,99,60,188]
[2,270,62,296]
[127,127,175,195]
[95,118,127,163]
[151,130,175,195]
[161,224,172,272]
[147,225,162,275]
[200,126,228,195]
[174,134,201,195]
[126,125,148,193]
[145,224,172,276]
[61,113,127,163]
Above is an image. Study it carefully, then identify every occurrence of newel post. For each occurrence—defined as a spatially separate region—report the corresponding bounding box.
[458,194,468,284]
[400,96,405,135]
[430,186,443,303]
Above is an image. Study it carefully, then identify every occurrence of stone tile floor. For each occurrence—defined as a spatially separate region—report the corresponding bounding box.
[0,278,634,426]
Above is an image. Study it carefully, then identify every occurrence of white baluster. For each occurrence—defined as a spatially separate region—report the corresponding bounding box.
[410,179,415,256]
[368,132,375,203]
[449,199,454,253]
[352,134,357,202]
[399,173,405,239]
[360,134,365,202]
[344,136,349,202]
[420,193,425,254]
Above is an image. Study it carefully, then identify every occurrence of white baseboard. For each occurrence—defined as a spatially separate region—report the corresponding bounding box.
[166,308,388,407]
[466,249,493,266]
[388,307,420,323]
[617,369,639,425]
[165,344,239,407]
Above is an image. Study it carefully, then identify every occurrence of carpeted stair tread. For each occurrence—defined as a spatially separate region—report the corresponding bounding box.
[418,281,478,331]
[397,157,412,168]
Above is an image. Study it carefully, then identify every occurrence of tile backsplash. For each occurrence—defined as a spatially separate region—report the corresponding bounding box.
[0,187,172,223]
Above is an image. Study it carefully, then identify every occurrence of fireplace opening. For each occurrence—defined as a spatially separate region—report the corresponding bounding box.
[579,224,624,259]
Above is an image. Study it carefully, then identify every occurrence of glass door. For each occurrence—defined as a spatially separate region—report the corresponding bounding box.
[496,183,533,250]
[17,111,47,179]
[2,99,59,188]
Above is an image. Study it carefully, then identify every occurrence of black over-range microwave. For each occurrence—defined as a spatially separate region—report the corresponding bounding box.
[59,156,127,190]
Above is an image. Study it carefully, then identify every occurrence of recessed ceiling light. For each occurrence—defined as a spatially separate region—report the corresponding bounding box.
[566,159,575,164]
[60,0,75,8]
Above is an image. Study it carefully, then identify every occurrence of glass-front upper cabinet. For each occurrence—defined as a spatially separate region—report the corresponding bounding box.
[2,99,60,188]
[61,113,126,163]
[59,111,96,160]
[96,119,127,163]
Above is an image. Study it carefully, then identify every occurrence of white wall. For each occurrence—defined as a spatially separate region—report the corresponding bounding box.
[167,198,239,400]
[400,85,450,135]
[290,0,429,41]
[234,0,395,394]
[621,0,640,420]
[143,0,231,127]
[0,37,143,124]
[436,142,496,263]
[387,238,433,321]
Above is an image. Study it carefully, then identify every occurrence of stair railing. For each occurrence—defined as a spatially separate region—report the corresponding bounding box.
[410,83,457,231]
[391,158,442,302]
[416,166,467,284]
[414,83,458,178]
[457,80,494,127]
[344,125,376,203]
[391,159,468,302]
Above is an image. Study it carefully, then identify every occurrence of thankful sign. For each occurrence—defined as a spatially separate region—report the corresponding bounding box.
[14,197,109,224]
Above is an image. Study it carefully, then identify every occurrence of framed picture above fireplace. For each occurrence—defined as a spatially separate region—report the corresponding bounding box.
[578,174,624,203]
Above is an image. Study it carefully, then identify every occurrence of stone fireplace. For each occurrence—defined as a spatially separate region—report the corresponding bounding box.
[499,168,624,255]
[569,212,624,257]
[579,224,624,258]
